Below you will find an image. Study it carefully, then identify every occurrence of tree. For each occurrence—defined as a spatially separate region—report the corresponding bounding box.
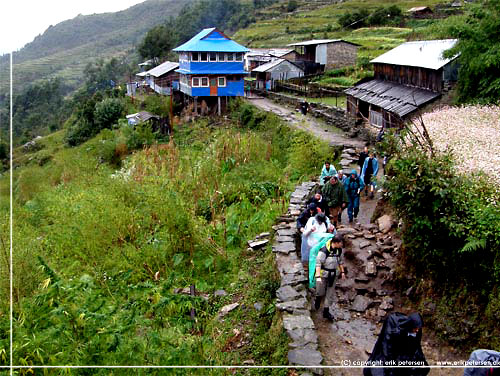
[138,25,178,61]
[94,98,124,131]
[287,0,298,12]
[444,0,500,103]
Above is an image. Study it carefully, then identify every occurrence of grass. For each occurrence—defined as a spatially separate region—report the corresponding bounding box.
[0,100,334,368]
[308,96,347,108]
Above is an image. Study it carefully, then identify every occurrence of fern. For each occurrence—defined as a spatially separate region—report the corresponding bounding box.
[460,238,487,253]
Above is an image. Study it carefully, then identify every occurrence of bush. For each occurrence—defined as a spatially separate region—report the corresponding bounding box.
[381,126,500,348]
[94,98,125,131]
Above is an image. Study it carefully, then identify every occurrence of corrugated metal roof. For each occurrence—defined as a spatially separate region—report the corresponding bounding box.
[252,58,303,73]
[146,61,179,77]
[345,79,440,117]
[173,27,249,52]
[246,48,294,57]
[370,39,458,70]
[252,59,285,72]
[288,39,360,47]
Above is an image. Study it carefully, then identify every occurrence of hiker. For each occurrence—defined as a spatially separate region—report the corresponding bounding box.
[319,161,337,186]
[306,192,329,214]
[358,144,369,174]
[314,235,345,321]
[336,170,347,223]
[361,150,379,199]
[296,203,317,233]
[301,213,329,269]
[344,169,365,223]
[321,175,348,228]
[300,100,309,115]
[464,349,500,376]
[376,127,385,142]
[337,169,347,185]
[364,312,430,376]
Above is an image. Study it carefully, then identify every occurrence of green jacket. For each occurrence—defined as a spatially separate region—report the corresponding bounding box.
[322,181,348,208]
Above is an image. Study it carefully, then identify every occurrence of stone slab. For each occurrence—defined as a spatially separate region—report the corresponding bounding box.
[273,242,296,254]
[277,285,306,302]
[283,314,315,331]
[288,349,323,366]
[277,298,308,313]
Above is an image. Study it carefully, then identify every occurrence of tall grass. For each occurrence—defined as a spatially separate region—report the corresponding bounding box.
[0,100,332,368]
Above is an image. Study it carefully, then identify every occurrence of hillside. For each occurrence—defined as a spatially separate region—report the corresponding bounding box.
[0,0,192,93]
[233,0,459,61]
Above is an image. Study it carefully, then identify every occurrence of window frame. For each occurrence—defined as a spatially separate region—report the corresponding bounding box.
[200,77,209,87]
[226,52,234,62]
[235,52,243,62]
[209,52,217,62]
[218,53,226,62]
[218,76,226,87]
[192,77,200,87]
[200,52,208,62]
[191,52,199,62]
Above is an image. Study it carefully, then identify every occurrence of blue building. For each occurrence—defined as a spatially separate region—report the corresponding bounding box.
[173,27,249,114]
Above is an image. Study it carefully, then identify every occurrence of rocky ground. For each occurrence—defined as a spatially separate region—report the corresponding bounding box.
[249,96,469,376]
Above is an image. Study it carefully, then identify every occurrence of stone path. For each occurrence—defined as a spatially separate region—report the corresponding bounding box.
[250,96,467,376]
[249,97,366,149]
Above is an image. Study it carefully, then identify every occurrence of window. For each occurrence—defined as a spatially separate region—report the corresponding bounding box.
[191,52,199,62]
[218,77,226,87]
[226,53,234,62]
[209,52,217,62]
[192,77,200,87]
[218,53,226,61]
[201,77,209,87]
[200,52,208,62]
[235,52,243,62]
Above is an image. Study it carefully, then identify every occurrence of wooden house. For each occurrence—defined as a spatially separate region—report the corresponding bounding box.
[173,27,249,114]
[288,39,360,73]
[345,39,458,128]
[244,48,298,71]
[144,61,179,95]
[251,59,304,90]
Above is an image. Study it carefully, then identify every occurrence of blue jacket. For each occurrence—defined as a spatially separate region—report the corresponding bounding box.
[319,164,337,185]
[361,157,379,180]
[344,170,365,197]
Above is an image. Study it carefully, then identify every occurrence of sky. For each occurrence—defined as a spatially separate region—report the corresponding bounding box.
[0,0,146,55]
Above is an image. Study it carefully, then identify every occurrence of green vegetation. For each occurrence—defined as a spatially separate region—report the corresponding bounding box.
[0,99,332,369]
[138,0,278,61]
[3,78,70,145]
[338,5,403,29]
[442,0,500,103]
[380,124,500,349]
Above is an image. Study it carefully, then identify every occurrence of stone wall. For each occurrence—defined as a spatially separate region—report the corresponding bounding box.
[272,181,324,374]
[326,43,358,70]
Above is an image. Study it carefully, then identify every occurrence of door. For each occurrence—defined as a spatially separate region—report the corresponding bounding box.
[210,78,217,96]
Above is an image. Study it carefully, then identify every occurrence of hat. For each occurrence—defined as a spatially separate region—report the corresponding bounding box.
[307,203,317,211]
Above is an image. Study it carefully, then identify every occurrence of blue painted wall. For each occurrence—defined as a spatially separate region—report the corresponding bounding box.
[178,61,246,74]
[186,78,244,97]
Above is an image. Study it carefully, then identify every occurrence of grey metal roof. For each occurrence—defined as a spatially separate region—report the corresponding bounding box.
[246,48,295,57]
[345,79,440,117]
[288,39,360,47]
[146,61,179,78]
[252,58,303,73]
[370,39,458,70]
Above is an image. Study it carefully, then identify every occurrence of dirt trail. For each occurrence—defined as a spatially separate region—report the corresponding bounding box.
[249,96,468,375]
[249,97,365,149]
